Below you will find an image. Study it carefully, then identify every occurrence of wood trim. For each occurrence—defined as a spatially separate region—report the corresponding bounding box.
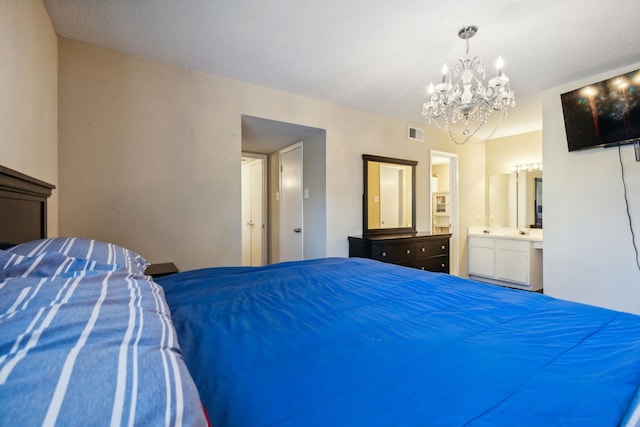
[362,154,418,236]
[0,165,55,245]
[0,165,55,199]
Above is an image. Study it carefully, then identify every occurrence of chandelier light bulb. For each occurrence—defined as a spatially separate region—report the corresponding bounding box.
[495,56,504,75]
[428,83,435,94]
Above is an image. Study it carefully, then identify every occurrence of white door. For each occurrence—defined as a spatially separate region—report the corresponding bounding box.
[279,143,304,262]
[241,155,266,266]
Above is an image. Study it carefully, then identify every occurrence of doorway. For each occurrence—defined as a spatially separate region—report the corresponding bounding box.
[241,115,326,264]
[430,150,459,275]
[241,153,267,266]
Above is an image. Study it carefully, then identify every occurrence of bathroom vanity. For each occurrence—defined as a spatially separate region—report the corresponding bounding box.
[467,227,543,292]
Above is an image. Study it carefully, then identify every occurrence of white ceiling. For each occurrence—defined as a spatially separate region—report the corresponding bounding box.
[44,0,640,142]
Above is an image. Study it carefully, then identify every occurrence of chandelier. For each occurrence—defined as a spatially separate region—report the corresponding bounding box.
[422,25,515,144]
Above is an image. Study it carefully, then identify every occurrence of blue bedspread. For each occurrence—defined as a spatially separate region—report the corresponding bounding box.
[158,257,640,426]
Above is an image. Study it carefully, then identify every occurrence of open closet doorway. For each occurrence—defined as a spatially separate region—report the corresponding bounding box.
[241,115,327,265]
[241,153,267,266]
[430,150,459,275]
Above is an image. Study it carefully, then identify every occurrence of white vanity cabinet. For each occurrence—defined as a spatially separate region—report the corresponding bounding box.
[468,235,543,291]
[468,237,495,278]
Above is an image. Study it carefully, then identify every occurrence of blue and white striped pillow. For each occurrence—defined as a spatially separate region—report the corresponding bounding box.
[0,268,207,426]
[6,238,149,277]
[0,250,119,280]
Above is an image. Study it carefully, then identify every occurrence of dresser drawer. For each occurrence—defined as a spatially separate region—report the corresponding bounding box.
[371,242,415,262]
[413,255,449,273]
[415,239,449,258]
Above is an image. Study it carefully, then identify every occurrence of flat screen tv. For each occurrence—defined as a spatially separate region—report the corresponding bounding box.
[561,69,640,152]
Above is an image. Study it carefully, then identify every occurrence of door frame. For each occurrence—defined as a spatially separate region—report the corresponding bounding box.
[430,150,459,276]
[241,152,268,265]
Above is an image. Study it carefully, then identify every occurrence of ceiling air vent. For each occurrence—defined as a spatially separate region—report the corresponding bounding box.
[407,126,424,142]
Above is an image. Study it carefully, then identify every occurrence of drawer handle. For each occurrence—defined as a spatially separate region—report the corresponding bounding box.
[441,263,445,267]
[441,245,446,250]
[421,267,425,270]
[406,249,411,254]
[420,247,426,252]
[381,252,387,257]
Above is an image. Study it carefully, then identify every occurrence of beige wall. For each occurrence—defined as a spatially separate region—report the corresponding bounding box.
[543,63,640,314]
[58,38,486,272]
[486,130,543,176]
[0,0,58,235]
[431,164,449,192]
[455,143,486,277]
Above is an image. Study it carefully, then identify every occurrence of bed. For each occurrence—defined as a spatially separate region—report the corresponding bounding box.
[156,258,640,426]
[2,166,640,426]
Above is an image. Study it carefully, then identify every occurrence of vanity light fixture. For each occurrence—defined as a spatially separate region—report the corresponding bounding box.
[511,163,542,173]
[422,25,516,144]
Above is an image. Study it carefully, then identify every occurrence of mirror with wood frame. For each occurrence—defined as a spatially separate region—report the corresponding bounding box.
[362,154,417,236]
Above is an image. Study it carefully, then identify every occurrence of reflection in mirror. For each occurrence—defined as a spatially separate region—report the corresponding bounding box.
[534,177,543,227]
[363,155,417,235]
[488,170,543,228]
[369,162,413,229]
[488,173,517,227]
[518,170,542,228]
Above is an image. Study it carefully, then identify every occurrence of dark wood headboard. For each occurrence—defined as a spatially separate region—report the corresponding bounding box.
[0,165,55,247]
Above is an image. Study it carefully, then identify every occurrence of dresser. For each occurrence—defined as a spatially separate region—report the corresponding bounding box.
[348,232,451,273]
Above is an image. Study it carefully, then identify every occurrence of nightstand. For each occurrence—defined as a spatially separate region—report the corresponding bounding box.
[145,262,179,278]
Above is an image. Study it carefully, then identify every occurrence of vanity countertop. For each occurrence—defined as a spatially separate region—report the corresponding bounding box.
[467,226,543,242]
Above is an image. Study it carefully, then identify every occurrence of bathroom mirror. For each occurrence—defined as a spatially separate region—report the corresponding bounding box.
[362,154,417,236]
[534,177,543,228]
[488,173,517,227]
[488,170,542,228]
